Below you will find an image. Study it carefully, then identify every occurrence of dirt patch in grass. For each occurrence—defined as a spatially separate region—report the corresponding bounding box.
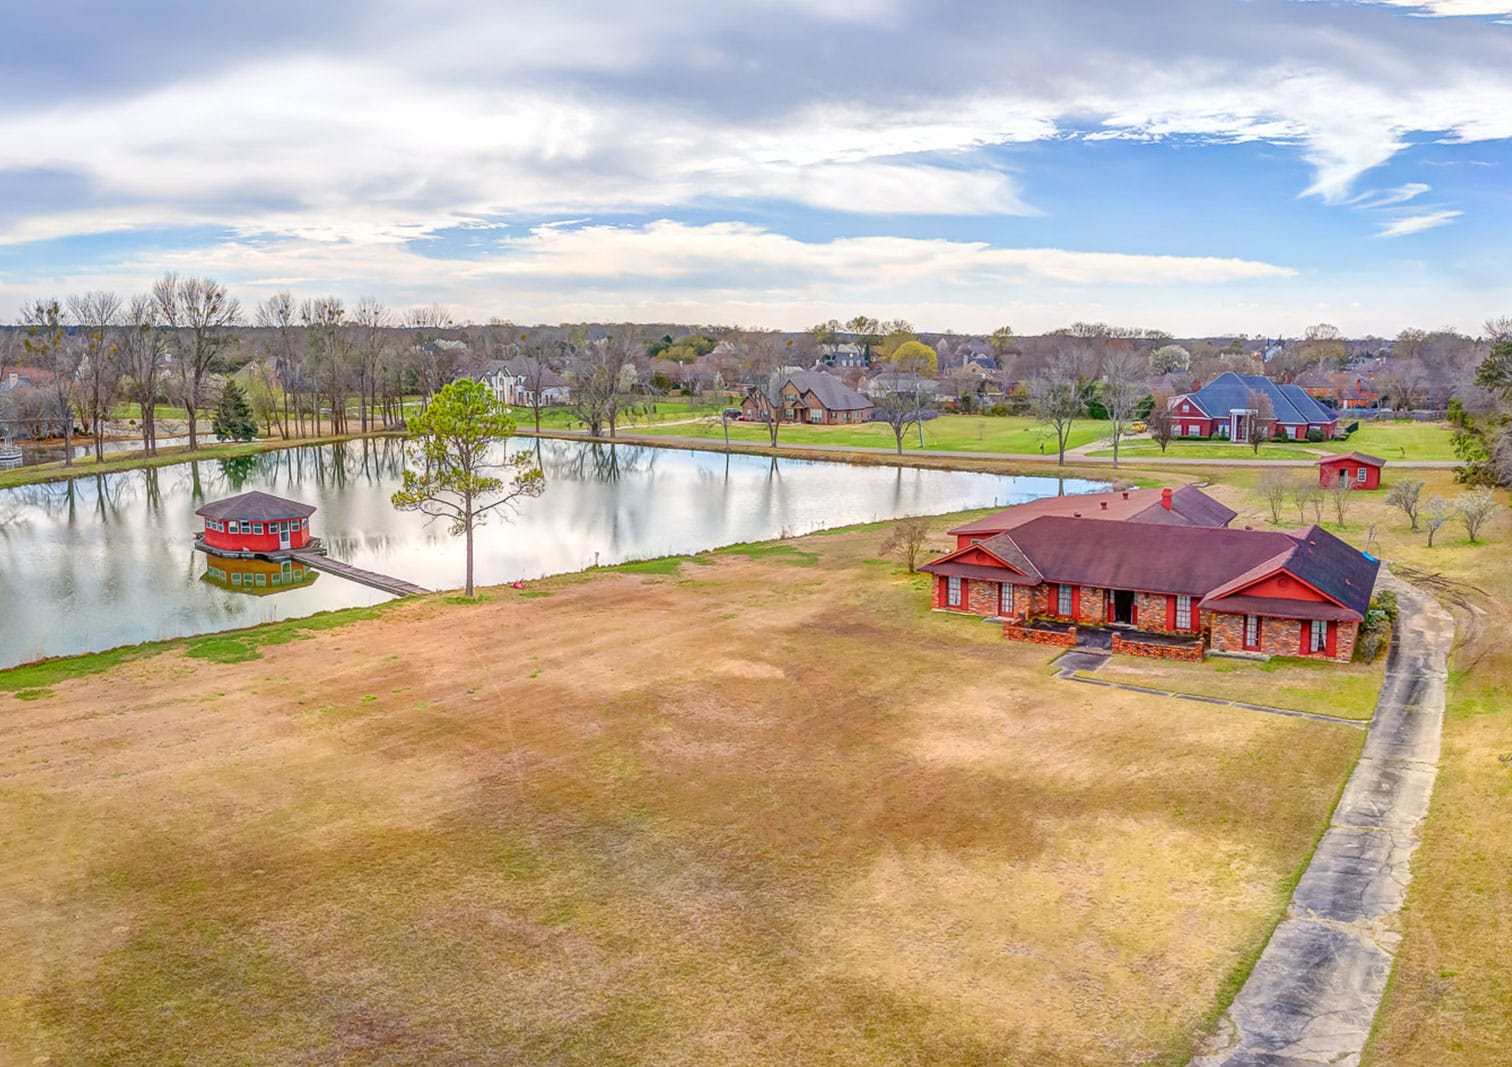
[0,515,1359,1066]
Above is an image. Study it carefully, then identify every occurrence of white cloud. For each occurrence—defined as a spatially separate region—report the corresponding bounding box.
[1377,209,1462,236]
[1349,181,1431,207]
[1351,0,1512,15]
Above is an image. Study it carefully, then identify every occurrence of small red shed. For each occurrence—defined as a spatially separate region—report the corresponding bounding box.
[1317,451,1385,491]
[195,490,316,556]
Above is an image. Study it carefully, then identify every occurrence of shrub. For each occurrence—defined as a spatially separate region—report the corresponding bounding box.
[1306,427,1325,442]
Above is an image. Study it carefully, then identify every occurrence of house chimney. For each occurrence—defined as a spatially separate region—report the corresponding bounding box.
[1121,491,1129,500]
[1100,501,1108,510]
[1161,487,1172,510]
[1073,512,1082,518]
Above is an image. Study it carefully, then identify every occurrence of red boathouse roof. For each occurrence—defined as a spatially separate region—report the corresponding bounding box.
[194,491,317,522]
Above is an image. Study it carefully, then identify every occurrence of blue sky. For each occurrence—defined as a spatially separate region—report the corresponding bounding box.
[1,0,1510,335]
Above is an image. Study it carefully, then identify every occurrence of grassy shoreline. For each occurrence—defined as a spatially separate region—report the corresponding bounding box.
[0,429,406,491]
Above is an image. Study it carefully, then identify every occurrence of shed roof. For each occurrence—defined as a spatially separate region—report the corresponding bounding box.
[1317,451,1385,467]
[195,490,317,521]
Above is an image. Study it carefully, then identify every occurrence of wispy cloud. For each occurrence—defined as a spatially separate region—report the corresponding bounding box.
[1377,209,1463,236]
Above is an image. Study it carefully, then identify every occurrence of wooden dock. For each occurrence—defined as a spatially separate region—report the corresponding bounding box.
[288,549,431,598]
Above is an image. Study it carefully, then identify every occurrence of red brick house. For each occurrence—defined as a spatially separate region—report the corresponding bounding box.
[742,371,873,425]
[1170,371,1340,441]
[1317,452,1385,490]
[921,493,1378,663]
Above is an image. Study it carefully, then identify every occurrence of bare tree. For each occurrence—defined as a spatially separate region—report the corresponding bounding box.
[1257,467,1290,524]
[120,295,168,455]
[1099,350,1146,468]
[871,385,935,455]
[1329,473,1353,526]
[1245,390,1276,454]
[352,297,392,433]
[880,517,931,573]
[1385,478,1425,530]
[153,274,240,450]
[256,291,300,437]
[67,291,125,462]
[1029,350,1093,466]
[1424,496,1450,546]
[1456,487,1496,543]
[516,337,566,434]
[21,299,79,465]
[1147,392,1176,453]
[1291,472,1324,524]
[566,336,634,438]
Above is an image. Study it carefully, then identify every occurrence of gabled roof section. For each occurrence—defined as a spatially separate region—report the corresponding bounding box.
[1129,485,1238,528]
[1199,524,1377,621]
[949,484,1233,536]
[1190,371,1339,426]
[1318,451,1385,467]
[786,371,871,411]
[195,491,317,521]
[1002,517,1300,597]
[919,537,1039,582]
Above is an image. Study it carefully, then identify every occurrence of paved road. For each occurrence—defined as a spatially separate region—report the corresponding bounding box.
[1190,571,1455,1067]
[526,429,1459,469]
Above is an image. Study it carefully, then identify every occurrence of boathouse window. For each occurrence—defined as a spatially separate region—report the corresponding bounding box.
[946,577,962,606]
[1357,467,1367,483]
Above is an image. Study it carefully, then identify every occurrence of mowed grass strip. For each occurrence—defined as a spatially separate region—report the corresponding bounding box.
[0,519,1359,1066]
[1087,653,1386,721]
[635,413,1106,454]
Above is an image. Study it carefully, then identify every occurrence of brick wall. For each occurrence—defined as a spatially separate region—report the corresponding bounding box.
[966,579,1003,617]
[1209,612,1356,663]
[1078,586,1107,624]
[1003,621,1076,648]
[1110,633,1205,662]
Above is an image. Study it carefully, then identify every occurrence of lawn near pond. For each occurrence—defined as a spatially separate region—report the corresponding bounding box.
[1088,440,1320,460]
[1316,419,1457,462]
[0,516,1361,1066]
[635,413,1106,453]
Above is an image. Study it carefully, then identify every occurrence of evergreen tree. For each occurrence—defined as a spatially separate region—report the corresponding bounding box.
[212,379,258,442]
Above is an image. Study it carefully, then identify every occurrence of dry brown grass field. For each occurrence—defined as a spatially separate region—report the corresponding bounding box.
[1156,466,1512,1065]
[0,517,1362,1066]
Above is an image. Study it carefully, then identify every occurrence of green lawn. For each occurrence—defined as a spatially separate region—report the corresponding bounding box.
[109,402,193,422]
[1318,420,1456,462]
[634,414,1107,454]
[1089,440,1319,460]
[519,396,719,431]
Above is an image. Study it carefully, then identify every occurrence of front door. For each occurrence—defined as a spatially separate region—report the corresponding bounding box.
[279,521,291,550]
[1113,589,1135,625]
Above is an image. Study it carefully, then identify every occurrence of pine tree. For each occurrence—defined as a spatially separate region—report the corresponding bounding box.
[212,379,258,442]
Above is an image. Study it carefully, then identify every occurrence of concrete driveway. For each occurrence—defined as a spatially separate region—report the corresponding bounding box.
[1191,571,1455,1067]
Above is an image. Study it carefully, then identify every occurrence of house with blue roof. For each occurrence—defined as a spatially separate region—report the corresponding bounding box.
[1169,371,1340,442]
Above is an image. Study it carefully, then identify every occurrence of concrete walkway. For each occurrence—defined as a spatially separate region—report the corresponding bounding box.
[525,428,1459,469]
[1190,571,1455,1067]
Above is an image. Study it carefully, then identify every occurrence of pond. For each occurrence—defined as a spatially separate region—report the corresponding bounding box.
[0,437,1105,668]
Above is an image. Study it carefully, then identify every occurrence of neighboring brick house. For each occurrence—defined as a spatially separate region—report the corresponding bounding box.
[920,490,1378,663]
[742,371,873,425]
[1170,371,1340,442]
[1317,451,1385,490]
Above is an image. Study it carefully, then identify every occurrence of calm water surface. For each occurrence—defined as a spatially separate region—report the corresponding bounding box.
[0,438,1103,667]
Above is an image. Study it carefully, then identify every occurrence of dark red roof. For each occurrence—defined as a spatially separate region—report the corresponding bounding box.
[195,490,317,521]
[1197,594,1362,622]
[995,517,1298,596]
[1318,452,1385,467]
[949,484,1233,536]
